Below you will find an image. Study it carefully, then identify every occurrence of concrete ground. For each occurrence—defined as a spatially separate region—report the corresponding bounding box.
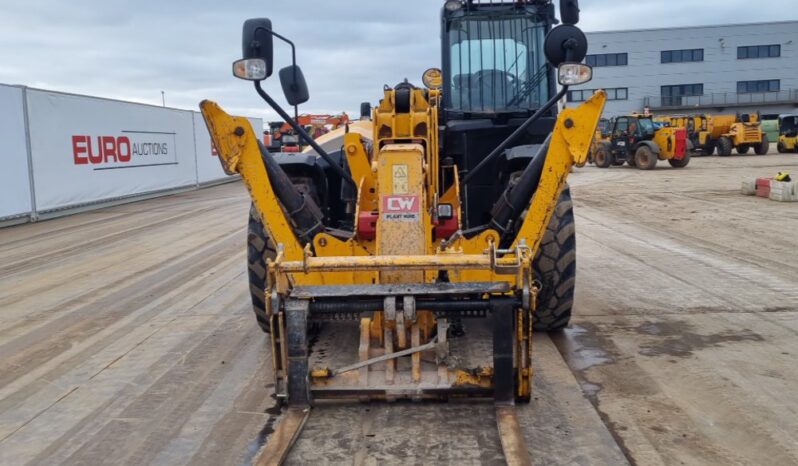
[0,152,797,465]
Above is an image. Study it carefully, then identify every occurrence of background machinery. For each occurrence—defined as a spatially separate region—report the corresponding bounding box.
[269,113,351,152]
[714,113,769,156]
[593,114,689,169]
[201,0,603,463]
[588,117,611,164]
[761,113,781,144]
[778,114,798,153]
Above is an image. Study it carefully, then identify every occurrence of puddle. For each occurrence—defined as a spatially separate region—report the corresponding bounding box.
[551,324,617,372]
[635,320,764,358]
[240,393,284,466]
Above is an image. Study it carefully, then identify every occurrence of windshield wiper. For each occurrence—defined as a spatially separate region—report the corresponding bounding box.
[506,64,548,108]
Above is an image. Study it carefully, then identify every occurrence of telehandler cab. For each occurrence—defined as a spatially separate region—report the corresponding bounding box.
[200,0,604,462]
[777,114,798,153]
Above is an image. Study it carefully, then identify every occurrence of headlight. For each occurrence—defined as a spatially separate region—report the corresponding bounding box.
[232,58,267,81]
[444,0,463,12]
[422,68,443,90]
[557,63,593,86]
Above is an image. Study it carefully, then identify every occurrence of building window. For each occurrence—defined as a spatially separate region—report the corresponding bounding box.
[568,88,628,102]
[661,49,704,63]
[737,44,781,59]
[585,53,628,67]
[737,79,780,93]
[661,84,703,106]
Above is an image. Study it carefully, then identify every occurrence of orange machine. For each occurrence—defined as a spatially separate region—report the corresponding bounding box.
[274,113,350,152]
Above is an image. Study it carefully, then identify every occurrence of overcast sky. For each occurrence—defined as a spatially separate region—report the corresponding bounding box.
[0,1,795,122]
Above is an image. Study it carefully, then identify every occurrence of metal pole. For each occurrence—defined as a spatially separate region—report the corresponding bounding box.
[161,91,165,107]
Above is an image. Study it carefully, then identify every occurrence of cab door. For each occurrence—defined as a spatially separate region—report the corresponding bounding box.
[611,117,631,156]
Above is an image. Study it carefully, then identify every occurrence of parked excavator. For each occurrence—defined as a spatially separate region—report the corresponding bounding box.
[200,1,604,463]
[272,113,350,152]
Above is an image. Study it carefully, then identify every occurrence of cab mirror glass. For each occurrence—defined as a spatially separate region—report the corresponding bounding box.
[242,18,274,79]
[279,65,309,106]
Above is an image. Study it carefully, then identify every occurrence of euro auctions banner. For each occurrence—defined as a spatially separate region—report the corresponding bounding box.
[26,90,197,211]
[0,85,33,219]
[193,112,263,184]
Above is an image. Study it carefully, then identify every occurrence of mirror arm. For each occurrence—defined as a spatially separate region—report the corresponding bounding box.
[461,84,569,186]
[254,81,355,187]
[254,26,300,120]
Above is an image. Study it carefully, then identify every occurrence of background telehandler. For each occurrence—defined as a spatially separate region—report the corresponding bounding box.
[200,0,604,463]
[777,114,798,153]
[715,113,769,156]
[593,114,689,169]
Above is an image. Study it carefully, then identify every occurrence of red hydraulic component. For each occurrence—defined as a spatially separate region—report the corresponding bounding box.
[673,127,687,159]
[357,211,378,240]
[434,204,458,240]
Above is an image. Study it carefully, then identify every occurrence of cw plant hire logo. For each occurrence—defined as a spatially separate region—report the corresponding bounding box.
[71,131,177,170]
[382,195,420,221]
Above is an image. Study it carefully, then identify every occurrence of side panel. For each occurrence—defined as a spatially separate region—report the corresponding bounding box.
[376,144,426,284]
[0,85,32,220]
[27,90,198,211]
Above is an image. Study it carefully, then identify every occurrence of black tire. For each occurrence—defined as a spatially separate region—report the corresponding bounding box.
[755,135,769,155]
[777,142,786,154]
[717,137,733,156]
[668,151,691,168]
[736,144,750,155]
[247,205,275,333]
[532,187,576,332]
[247,176,322,334]
[635,145,658,170]
[594,144,613,168]
[686,139,695,154]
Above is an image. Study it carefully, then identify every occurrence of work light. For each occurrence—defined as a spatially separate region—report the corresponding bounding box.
[444,0,463,12]
[557,63,593,86]
[233,58,268,81]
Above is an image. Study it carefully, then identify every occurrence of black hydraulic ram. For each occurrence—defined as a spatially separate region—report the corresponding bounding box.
[488,134,552,247]
[256,140,325,244]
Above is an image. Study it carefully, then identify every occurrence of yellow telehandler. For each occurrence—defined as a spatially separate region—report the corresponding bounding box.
[777,114,798,153]
[201,1,604,463]
[715,113,769,156]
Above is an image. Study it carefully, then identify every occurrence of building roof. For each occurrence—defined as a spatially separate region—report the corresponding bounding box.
[586,19,798,35]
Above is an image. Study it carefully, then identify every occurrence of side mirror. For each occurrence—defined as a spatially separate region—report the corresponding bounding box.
[544,25,588,67]
[279,65,310,106]
[560,0,580,25]
[242,18,274,78]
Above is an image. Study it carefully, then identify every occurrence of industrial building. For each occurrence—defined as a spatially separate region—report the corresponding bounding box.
[570,20,798,117]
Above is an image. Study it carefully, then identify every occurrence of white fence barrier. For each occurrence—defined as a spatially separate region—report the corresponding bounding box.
[0,85,262,224]
[0,85,33,220]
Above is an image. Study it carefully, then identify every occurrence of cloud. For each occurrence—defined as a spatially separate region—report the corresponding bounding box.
[0,0,794,124]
